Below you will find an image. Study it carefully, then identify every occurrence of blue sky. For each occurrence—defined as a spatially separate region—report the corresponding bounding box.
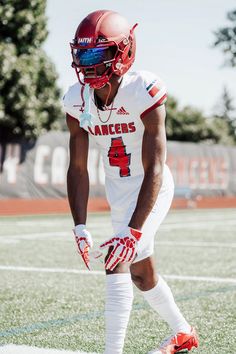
[44,0,236,115]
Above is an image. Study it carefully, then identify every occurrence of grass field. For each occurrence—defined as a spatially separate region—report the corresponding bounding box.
[0,209,235,354]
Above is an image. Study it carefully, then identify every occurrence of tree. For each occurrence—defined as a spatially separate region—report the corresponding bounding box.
[166,96,223,143]
[0,0,63,141]
[214,9,236,67]
[212,86,236,143]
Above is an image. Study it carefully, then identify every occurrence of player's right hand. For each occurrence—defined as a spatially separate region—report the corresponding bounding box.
[73,224,93,270]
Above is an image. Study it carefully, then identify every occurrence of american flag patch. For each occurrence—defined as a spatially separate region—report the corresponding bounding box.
[146,80,159,97]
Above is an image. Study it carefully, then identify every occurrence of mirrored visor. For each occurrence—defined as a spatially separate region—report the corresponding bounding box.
[73,47,110,66]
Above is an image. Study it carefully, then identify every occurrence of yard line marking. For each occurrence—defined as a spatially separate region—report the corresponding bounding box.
[0,232,69,239]
[164,275,236,284]
[1,219,236,230]
[1,235,236,250]
[0,265,104,275]
[1,218,235,231]
[160,220,236,230]
[0,344,96,354]
[0,231,107,241]
[155,240,236,248]
[0,265,235,284]
[1,232,236,249]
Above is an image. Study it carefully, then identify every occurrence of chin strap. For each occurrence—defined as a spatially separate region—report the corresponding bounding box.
[80,84,95,128]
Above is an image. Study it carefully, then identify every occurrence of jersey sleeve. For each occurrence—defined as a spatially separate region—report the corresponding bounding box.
[63,82,83,121]
[137,71,167,119]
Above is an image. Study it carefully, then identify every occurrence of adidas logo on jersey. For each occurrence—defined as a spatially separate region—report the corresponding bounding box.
[117,106,129,115]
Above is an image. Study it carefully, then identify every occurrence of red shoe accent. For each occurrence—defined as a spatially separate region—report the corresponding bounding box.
[149,327,199,354]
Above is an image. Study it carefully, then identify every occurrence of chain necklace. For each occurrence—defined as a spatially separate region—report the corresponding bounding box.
[94,93,114,124]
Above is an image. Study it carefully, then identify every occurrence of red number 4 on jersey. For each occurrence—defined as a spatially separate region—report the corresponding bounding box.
[108,137,131,177]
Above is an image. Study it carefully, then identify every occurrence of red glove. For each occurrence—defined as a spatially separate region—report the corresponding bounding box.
[100,227,142,271]
[74,224,93,270]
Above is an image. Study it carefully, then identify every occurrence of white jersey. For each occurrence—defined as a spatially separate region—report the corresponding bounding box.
[63,70,167,180]
[64,71,174,262]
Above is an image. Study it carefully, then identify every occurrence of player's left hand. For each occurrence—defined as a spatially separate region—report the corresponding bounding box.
[100,227,142,271]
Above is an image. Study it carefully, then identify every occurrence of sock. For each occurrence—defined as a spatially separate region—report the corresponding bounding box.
[104,273,133,354]
[142,275,191,334]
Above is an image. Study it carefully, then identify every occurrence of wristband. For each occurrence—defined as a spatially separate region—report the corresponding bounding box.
[74,224,86,235]
[130,227,142,241]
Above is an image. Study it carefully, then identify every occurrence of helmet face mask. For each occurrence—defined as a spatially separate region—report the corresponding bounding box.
[71,44,118,88]
[71,10,137,89]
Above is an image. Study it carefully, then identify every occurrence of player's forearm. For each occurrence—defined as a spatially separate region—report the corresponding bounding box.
[128,167,163,230]
[67,166,89,225]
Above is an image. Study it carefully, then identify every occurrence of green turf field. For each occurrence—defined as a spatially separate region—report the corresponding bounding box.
[0,209,235,354]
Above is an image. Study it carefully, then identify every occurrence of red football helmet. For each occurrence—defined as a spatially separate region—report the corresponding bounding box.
[71,10,138,89]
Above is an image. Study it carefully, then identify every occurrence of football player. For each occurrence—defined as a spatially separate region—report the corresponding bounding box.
[64,10,199,354]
